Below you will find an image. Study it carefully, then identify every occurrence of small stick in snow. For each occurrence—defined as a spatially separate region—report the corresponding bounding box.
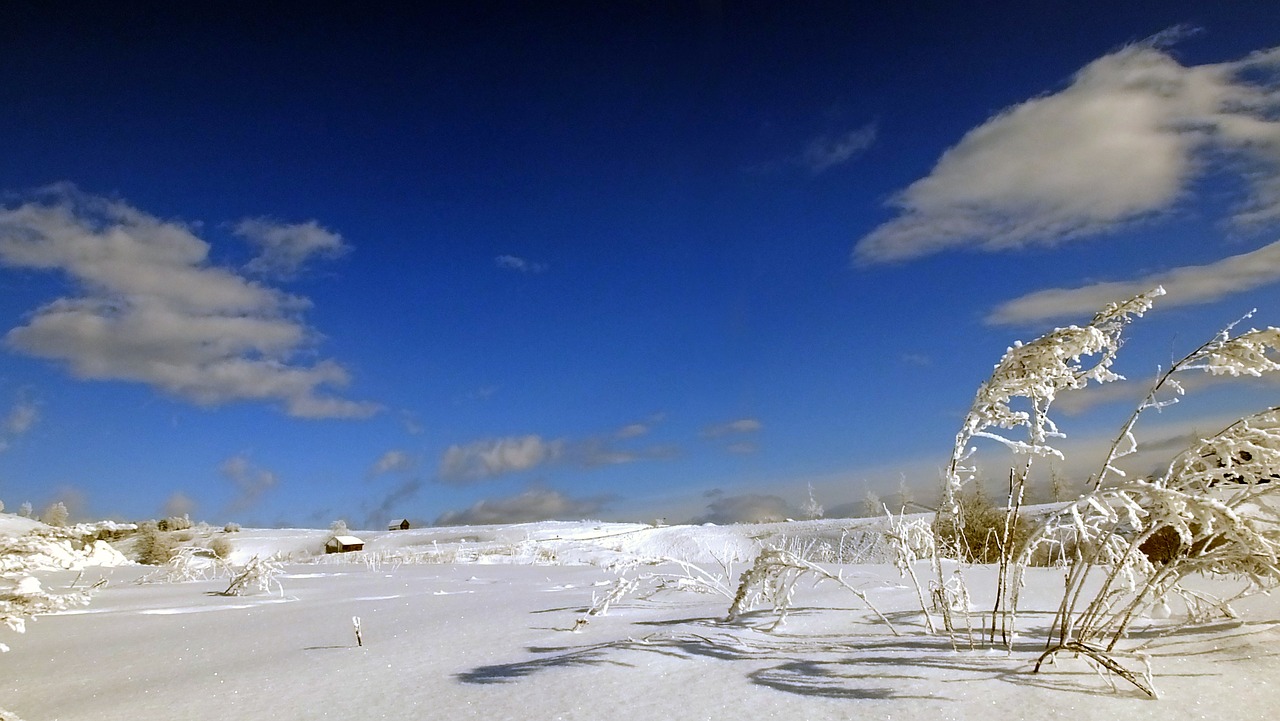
[353,616,362,647]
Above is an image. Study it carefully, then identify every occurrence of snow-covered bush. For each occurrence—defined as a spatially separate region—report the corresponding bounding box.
[223,522,241,533]
[209,536,233,560]
[133,522,182,565]
[157,514,192,532]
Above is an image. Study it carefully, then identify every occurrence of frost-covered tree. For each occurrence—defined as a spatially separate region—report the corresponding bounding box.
[17,503,31,519]
[39,502,68,527]
[330,519,349,535]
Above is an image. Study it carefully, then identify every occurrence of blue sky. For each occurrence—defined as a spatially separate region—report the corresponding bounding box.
[1,3,1279,528]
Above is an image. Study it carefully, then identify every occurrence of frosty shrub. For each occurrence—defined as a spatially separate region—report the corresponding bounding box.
[223,522,241,533]
[17,503,31,519]
[932,483,1032,564]
[331,519,349,535]
[157,514,192,532]
[209,536,234,560]
[0,500,5,513]
[133,523,182,566]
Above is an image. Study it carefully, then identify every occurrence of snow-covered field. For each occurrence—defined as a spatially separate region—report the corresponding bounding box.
[4,514,1280,721]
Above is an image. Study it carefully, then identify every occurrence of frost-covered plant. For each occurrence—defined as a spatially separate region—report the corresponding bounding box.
[218,555,284,597]
[990,299,1280,696]
[802,484,824,520]
[884,509,938,633]
[223,522,241,533]
[943,288,1162,534]
[573,556,736,631]
[725,548,897,634]
[135,546,224,584]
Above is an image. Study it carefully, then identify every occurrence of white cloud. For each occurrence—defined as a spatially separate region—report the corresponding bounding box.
[234,218,349,277]
[855,41,1280,264]
[495,255,548,273]
[438,435,565,483]
[0,186,378,418]
[802,123,877,173]
[615,423,650,439]
[434,486,610,526]
[989,239,1280,324]
[702,418,763,437]
[220,455,277,512]
[369,449,414,477]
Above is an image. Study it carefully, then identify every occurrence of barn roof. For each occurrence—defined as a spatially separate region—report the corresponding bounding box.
[330,535,365,545]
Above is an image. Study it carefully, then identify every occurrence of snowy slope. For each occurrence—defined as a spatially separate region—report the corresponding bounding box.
[3,518,1279,720]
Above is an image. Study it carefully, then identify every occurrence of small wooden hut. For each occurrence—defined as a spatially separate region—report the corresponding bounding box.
[325,535,365,554]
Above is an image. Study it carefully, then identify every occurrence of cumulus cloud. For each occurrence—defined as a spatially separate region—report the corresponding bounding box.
[433,486,611,526]
[234,218,349,277]
[989,239,1280,324]
[495,255,548,273]
[220,455,277,512]
[368,449,415,477]
[802,123,877,173]
[692,492,795,524]
[438,435,565,483]
[702,418,763,437]
[0,186,378,418]
[855,40,1280,264]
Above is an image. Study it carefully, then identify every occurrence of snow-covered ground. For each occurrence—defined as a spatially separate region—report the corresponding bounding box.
[3,514,1279,720]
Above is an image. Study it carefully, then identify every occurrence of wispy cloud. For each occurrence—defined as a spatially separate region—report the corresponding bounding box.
[989,239,1280,325]
[434,485,611,526]
[220,455,277,512]
[495,254,548,274]
[233,218,349,278]
[438,435,565,483]
[0,185,379,419]
[702,418,763,438]
[0,392,39,452]
[855,39,1280,264]
[368,449,415,477]
[801,123,877,173]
